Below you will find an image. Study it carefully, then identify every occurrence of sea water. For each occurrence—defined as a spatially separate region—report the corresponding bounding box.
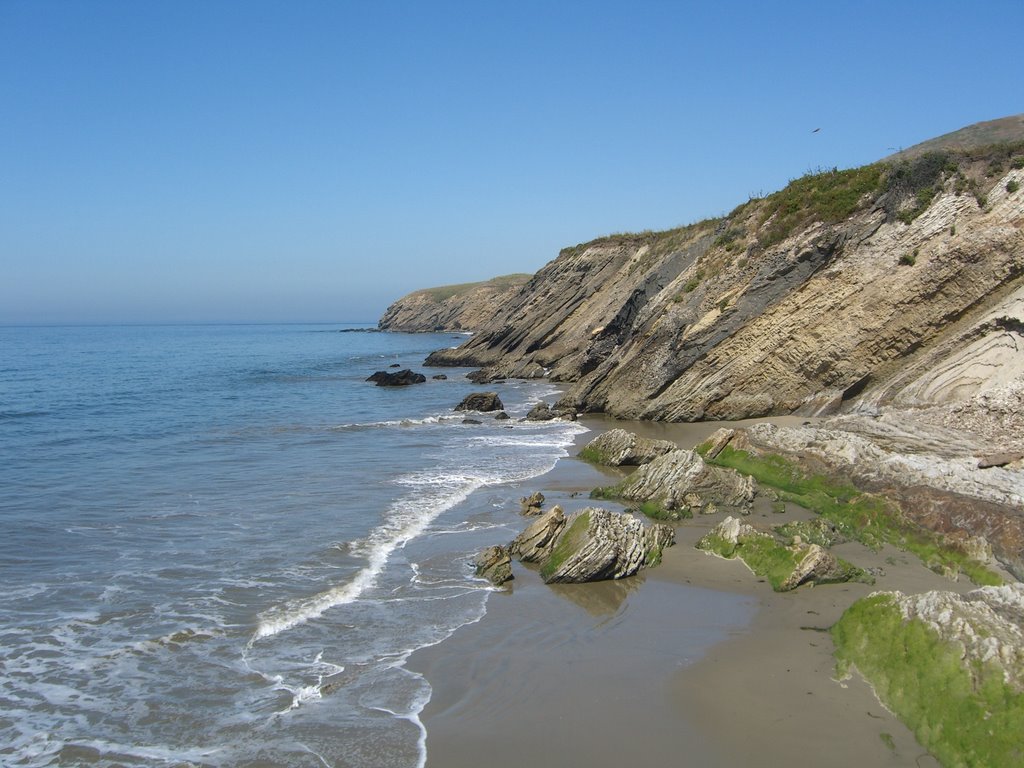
[0,324,587,767]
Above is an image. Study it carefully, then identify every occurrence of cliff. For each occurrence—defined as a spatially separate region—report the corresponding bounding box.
[417,120,1024,427]
[377,273,531,332]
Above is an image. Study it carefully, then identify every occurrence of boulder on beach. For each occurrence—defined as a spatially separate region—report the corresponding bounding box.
[602,449,755,517]
[579,428,677,466]
[432,374,448,380]
[509,506,566,563]
[474,545,513,586]
[539,507,674,584]
[366,369,427,386]
[454,392,505,412]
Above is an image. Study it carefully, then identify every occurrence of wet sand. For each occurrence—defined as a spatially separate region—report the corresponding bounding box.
[410,416,1009,767]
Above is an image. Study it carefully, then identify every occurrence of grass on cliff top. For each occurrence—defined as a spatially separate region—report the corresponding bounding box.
[416,274,531,303]
[755,163,886,249]
[834,593,1024,768]
[697,443,1003,586]
[539,511,590,581]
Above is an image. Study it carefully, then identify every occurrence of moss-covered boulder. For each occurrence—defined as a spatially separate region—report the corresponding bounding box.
[697,516,870,591]
[834,585,1024,768]
[539,508,674,584]
[594,449,754,519]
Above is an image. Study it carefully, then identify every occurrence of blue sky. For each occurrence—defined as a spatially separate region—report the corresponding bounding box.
[2,1,1021,324]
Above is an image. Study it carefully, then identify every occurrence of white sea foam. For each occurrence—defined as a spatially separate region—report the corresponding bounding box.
[251,477,480,642]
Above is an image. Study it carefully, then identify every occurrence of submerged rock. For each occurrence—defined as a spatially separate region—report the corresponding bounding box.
[474,545,513,586]
[454,391,504,412]
[494,411,510,420]
[606,449,754,517]
[539,507,674,584]
[579,428,677,466]
[367,369,427,386]
[432,374,448,380]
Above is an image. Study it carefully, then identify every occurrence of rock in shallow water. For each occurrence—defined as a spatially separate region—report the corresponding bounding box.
[366,369,427,386]
[474,545,513,585]
[454,391,504,412]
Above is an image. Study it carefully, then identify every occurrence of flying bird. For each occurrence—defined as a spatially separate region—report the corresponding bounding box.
[812,127,821,133]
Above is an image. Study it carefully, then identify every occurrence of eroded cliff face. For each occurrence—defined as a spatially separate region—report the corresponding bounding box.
[377,274,530,332]
[419,143,1024,425]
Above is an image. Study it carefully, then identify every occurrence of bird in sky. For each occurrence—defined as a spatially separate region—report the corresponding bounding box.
[812,127,821,133]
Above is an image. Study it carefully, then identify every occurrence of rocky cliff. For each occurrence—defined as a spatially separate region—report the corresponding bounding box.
[377,273,530,332]
[411,119,1024,428]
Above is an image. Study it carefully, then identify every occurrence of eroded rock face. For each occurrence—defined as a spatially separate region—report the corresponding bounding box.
[366,369,427,386]
[580,428,677,466]
[540,508,674,584]
[520,491,545,516]
[454,392,505,412]
[614,449,755,516]
[509,506,566,563]
[474,545,513,586]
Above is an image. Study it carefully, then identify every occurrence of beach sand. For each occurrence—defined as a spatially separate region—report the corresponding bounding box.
[410,417,1007,767]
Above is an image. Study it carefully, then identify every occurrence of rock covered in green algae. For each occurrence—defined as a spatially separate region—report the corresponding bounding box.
[833,583,1024,768]
[697,516,870,591]
[539,507,674,584]
[598,449,755,518]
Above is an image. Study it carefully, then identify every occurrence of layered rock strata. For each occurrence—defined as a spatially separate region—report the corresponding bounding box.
[602,449,755,517]
[579,428,678,466]
[501,506,673,584]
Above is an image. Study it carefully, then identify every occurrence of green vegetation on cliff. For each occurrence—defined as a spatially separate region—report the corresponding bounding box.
[417,273,531,303]
[696,443,1002,586]
[833,594,1024,768]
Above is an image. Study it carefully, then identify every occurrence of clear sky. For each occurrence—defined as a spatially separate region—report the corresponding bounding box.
[2,1,1022,324]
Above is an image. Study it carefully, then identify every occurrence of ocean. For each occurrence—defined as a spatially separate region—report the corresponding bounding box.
[0,324,588,767]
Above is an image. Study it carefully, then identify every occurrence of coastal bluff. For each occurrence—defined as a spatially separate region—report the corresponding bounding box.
[377,273,530,332]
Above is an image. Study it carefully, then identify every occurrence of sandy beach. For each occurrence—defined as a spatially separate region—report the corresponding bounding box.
[409,416,1012,767]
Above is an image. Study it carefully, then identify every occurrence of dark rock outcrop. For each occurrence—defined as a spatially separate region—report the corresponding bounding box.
[580,428,677,466]
[454,392,505,412]
[367,369,427,386]
[525,401,576,421]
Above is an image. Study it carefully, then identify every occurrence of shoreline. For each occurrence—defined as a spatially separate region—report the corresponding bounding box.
[409,414,1003,767]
